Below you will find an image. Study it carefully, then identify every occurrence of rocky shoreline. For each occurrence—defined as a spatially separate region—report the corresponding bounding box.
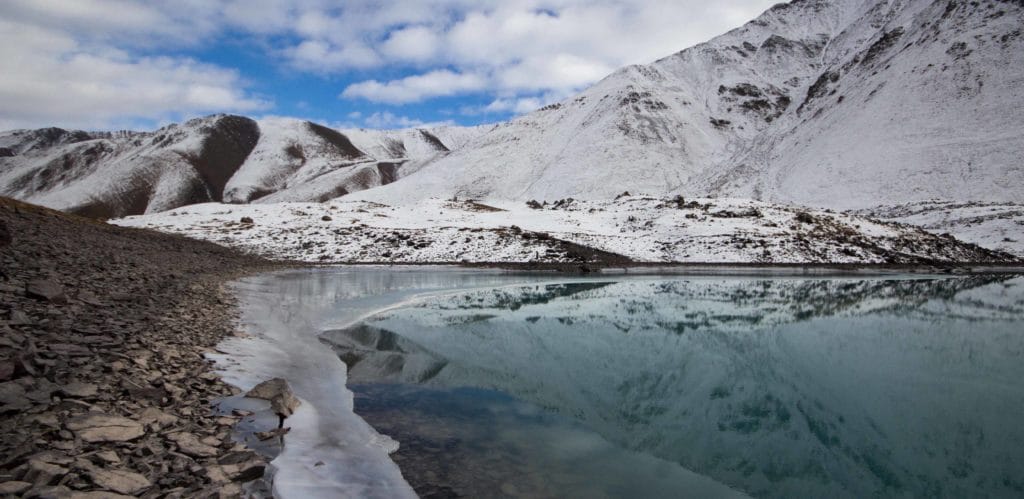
[0,197,290,498]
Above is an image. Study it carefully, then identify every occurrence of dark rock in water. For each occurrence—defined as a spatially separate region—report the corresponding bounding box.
[255,427,290,441]
[25,280,66,304]
[0,147,15,157]
[240,217,254,224]
[245,378,300,418]
[321,215,332,221]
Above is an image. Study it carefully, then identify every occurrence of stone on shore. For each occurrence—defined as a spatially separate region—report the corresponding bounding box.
[245,378,300,418]
[59,382,98,399]
[25,280,67,304]
[166,432,220,458]
[88,468,152,495]
[65,414,145,443]
[0,481,32,495]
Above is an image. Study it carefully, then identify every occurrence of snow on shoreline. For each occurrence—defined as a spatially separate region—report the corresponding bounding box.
[113,195,1016,265]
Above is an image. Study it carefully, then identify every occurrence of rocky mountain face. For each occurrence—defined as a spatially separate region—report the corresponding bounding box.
[354,0,1023,208]
[0,116,486,218]
[1,0,1021,221]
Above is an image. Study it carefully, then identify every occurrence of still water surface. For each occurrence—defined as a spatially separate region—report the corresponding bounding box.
[316,272,1024,498]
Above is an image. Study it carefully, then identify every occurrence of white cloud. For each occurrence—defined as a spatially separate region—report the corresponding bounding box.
[0,5,268,130]
[341,70,487,104]
[381,25,442,62]
[0,0,782,128]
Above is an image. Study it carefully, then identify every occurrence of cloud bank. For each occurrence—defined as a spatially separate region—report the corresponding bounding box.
[0,0,778,130]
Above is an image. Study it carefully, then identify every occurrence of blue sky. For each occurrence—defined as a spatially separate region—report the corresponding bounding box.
[0,0,778,131]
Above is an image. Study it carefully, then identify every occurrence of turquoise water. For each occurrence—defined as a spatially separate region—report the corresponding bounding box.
[318,274,1024,498]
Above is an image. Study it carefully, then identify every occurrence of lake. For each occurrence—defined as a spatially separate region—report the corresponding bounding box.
[226,268,1024,498]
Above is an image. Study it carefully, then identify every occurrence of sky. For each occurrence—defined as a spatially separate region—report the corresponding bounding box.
[0,0,779,132]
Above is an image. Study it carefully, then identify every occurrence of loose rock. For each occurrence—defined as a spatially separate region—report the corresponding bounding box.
[59,382,98,399]
[0,481,32,494]
[88,468,151,495]
[66,414,145,443]
[25,280,66,304]
[166,432,220,458]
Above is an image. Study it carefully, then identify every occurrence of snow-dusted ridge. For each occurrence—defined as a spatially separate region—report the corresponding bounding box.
[112,195,1017,264]
[0,115,489,217]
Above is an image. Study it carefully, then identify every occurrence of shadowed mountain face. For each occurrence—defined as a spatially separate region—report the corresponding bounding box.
[322,275,1024,498]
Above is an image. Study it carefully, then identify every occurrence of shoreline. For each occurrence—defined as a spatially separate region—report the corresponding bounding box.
[321,260,1024,274]
[0,198,294,497]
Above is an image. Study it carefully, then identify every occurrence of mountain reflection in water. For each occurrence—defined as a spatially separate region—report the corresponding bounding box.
[321,275,1024,498]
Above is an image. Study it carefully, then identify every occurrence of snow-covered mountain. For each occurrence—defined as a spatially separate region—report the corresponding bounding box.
[352,0,1023,208]
[1,0,1021,261]
[0,115,488,217]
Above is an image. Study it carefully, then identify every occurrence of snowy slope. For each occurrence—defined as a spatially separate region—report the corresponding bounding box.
[0,116,487,216]
[0,115,259,218]
[855,200,1024,257]
[112,195,1017,264]
[351,0,1024,209]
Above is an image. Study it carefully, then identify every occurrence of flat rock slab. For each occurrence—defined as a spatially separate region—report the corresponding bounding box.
[88,468,151,495]
[69,491,135,499]
[0,481,31,495]
[167,432,220,458]
[25,280,66,303]
[245,378,299,417]
[66,413,145,443]
[59,382,98,398]
[0,381,31,413]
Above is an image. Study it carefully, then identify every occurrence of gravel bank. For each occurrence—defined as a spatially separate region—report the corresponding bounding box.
[0,197,288,498]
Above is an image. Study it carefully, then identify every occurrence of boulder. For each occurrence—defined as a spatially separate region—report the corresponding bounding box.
[245,378,299,418]
[25,280,66,304]
[65,414,145,443]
